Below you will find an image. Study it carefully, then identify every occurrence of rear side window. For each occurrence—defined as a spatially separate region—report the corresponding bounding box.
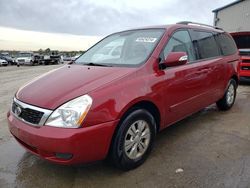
[216,33,237,55]
[192,31,220,59]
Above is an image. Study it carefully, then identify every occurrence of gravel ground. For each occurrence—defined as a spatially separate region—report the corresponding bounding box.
[0,65,250,188]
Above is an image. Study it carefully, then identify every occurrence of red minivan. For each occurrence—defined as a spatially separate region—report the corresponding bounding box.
[7,22,240,170]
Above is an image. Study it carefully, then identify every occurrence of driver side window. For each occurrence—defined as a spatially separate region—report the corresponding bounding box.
[163,30,195,62]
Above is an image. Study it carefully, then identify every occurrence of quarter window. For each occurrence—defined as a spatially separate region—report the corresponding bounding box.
[215,33,237,56]
[163,30,195,61]
[192,31,220,59]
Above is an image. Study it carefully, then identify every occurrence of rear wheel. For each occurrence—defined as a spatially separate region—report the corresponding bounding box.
[109,109,156,170]
[216,79,237,111]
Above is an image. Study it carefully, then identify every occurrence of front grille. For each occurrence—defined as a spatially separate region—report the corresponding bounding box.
[11,98,52,126]
[20,108,44,124]
[242,59,250,64]
[18,59,25,62]
[241,66,250,70]
[12,101,44,124]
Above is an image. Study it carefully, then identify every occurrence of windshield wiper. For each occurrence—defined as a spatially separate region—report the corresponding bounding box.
[82,62,112,67]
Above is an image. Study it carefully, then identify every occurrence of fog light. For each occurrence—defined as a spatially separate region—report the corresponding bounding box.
[55,153,73,160]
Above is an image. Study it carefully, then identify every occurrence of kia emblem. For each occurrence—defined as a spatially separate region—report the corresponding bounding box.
[15,106,22,116]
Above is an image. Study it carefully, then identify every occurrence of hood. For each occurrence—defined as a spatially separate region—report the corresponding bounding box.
[16,64,134,109]
[4,56,13,61]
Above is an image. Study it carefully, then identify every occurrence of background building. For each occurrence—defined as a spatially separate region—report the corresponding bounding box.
[213,0,250,32]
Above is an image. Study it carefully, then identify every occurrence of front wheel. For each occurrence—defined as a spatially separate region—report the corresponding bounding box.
[109,109,156,170]
[216,79,237,111]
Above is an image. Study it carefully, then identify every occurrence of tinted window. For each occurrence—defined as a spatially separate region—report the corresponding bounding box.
[192,31,220,59]
[216,33,237,55]
[232,35,250,49]
[163,30,195,61]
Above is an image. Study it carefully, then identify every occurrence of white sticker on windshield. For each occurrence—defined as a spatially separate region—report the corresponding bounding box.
[135,37,157,43]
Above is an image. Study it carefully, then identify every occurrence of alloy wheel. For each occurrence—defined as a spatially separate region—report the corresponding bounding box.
[124,120,151,160]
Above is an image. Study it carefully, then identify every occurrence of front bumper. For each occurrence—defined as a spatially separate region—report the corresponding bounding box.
[239,69,250,81]
[7,111,118,165]
[240,76,250,82]
[0,62,8,66]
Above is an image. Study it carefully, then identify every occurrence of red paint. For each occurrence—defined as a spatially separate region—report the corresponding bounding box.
[8,24,240,165]
[164,52,188,67]
[240,56,250,77]
[8,113,118,164]
[230,32,250,78]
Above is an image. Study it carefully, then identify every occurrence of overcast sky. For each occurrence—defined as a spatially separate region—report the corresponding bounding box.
[0,0,234,51]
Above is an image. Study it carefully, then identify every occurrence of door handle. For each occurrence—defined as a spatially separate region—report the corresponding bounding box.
[195,69,209,74]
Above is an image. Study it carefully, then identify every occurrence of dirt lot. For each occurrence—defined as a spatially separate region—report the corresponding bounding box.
[1,65,250,188]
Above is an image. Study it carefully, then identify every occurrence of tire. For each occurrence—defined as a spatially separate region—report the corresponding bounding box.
[216,79,237,111]
[109,109,156,170]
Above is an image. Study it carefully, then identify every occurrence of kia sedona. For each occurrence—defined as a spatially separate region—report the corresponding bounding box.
[7,22,240,170]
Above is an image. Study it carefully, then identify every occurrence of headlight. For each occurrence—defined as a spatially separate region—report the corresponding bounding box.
[45,95,92,128]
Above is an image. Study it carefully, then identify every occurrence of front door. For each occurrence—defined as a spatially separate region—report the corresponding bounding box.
[160,29,211,127]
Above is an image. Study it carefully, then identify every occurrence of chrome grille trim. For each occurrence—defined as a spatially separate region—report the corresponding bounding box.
[12,98,53,127]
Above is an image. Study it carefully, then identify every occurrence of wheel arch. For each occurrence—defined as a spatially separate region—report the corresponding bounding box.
[107,99,161,161]
[117,100,161,133]
[231,74,239,87]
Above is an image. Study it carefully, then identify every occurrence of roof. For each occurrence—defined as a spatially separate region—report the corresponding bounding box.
[212,0,244,12]
[124,22,223,33]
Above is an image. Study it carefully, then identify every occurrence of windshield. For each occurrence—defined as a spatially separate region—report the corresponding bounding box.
[19,53,32,58]
[75,29,165,67]
[1,53,9,57]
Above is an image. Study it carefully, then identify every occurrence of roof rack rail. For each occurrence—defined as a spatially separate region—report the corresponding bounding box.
[177,21,223,30]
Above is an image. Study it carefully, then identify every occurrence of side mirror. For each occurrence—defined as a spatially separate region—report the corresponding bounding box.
[163,52,188,67]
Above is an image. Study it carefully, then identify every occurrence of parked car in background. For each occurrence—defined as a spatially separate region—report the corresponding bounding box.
[63,55,73,63]
[0,58,8,66]
[231,32,250,81]
[62,54,81,63]
[72,54,81,61]
[33,53,44,65]
[0,52,15,65]
[15,52,34,66]
[43,51,62,65]
[8,22,240,170]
